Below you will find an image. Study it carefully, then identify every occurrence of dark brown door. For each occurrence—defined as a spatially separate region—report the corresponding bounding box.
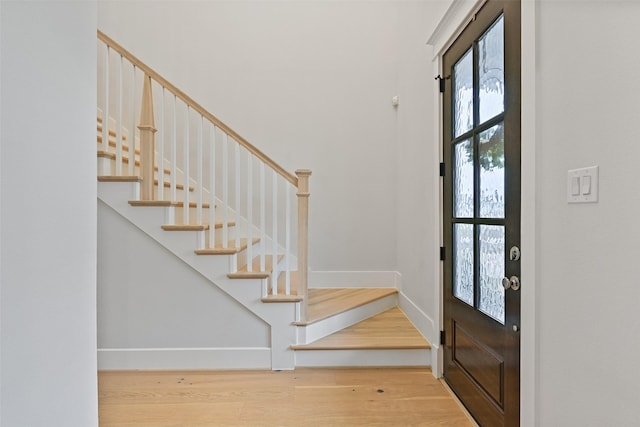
[442,1,521,426]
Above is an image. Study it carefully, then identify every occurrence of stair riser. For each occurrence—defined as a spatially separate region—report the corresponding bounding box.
[97,154,170,178]
[297,293,399,345]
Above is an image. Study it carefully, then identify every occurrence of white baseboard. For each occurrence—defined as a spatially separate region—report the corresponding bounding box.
[98,347,271,370]
[398,291,436,346]
[309,271,401,288]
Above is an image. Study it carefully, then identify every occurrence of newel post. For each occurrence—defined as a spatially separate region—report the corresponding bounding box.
[138,74,156,200]
[295,169,312,322]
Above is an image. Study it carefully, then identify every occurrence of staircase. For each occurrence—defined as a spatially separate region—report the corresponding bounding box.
[96,31,430,371]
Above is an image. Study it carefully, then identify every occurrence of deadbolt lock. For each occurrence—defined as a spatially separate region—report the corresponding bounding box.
[502,275,521,291]
[510,246,521,261]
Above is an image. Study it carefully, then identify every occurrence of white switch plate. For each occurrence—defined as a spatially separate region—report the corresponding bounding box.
[567,166,598,203]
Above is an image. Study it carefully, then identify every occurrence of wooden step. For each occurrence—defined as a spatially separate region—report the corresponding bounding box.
[98,175,141,182]
[161,221,234,231]
[129,200,211,208]
[262,271,302,302]
[97,135,134,152]
[195,237,260,255]
[299,288,398,326]
[291,307,430,350]
[227,255,284,279]
[97,151,171,175]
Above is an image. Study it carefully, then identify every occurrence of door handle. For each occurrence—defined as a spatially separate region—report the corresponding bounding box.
[502,276,520,291]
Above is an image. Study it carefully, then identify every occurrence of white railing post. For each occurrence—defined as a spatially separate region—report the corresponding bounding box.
[295,170,311,321]
[222,133,229,248]
[183,105,190,223]
[208,124,217,248]
[101,45,109,153]
[271,171,278,295]
[138,74,156,200]
[247,152,253,272]
[285,184,291,296]
[115,55,123,176]
[170,95,177,201]
[157,87,165,200]
[235,141,241,250]
[128,64,136,176]
[260,163,266,272]
[196,116,203,224]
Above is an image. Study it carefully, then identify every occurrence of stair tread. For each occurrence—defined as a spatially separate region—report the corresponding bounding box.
[129,200,211,208]
[161,221,234,231]
[97,151,171,175]
[292,307,430,350]
[195,238,260,255]
[298,288,398,326]
[261,271,301,302]
[228,254,284,279]
[98,175,141,182]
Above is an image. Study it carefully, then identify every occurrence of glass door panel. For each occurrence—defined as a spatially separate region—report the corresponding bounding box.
[479,123,505,218]
[454,139,474,218]
[454,49,474,138]
[478,224,505,323]
[478,15,504,124]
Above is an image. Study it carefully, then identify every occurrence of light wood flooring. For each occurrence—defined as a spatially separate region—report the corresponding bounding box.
[292,307,430,350]
[303,288,398,325]
[99,368,476,426]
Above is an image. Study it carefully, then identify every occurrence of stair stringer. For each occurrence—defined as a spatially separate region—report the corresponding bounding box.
[98,180,298,370]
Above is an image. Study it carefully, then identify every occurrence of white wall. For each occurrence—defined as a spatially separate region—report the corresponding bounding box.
[98,203,269,350]
[98,1,402,272]
[534,1,640,425]
[0,2,98,426]
[394,0,451,345]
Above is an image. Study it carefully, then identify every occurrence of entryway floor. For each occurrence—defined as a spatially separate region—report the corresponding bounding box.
[99,367,477,426]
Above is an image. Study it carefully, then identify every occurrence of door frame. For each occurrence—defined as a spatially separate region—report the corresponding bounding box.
[427,1,537,425]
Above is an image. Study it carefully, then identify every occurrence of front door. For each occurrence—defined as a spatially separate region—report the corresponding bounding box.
[442,1,521,426]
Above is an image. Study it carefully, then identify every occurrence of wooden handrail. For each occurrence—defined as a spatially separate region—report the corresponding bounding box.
[98,30,298,187]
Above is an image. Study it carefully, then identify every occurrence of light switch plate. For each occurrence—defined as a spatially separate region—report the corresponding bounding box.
[567,166,598,203]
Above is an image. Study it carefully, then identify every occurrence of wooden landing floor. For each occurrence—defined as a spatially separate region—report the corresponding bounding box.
[98,368,476,426]
[304,288,397,325]
[293,307,430,350]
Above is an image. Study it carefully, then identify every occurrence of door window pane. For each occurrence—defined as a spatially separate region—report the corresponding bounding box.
[479,123,504,218]
[454,49,473,137]
[454,139,474,218]
[478,15,504,124]
[454,223,474,306]
[479,225,505,323]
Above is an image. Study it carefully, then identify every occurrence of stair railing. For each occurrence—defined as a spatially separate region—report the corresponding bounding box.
[97,31,310,321]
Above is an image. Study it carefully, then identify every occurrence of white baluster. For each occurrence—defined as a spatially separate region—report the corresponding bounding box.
[170,95,177,201]
[115,54,123,175]
[222,133,229,248]
[157,87,165,201]
[102,46,109,154]
[272,170,278,295]
[235,141,241,250]
[128,64,136,176]
[247,152,253,272]
[208,124,216,248]
[260,162,266,272]
[285,183,291,296]
[183,105,190,224]
[196,116,203,225]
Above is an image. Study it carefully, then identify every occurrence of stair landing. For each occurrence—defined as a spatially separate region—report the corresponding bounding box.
[301,288,398,326]
[292,307,430,350]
